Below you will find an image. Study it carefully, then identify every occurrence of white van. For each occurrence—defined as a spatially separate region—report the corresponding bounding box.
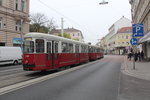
[0,47,22,65]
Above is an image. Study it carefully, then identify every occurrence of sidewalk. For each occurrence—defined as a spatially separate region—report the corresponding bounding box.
[122,56,150,81]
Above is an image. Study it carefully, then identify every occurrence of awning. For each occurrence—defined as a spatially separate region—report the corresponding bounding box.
[139,31,150,43]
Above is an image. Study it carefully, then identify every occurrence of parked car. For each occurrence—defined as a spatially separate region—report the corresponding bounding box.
[0,47,22,65]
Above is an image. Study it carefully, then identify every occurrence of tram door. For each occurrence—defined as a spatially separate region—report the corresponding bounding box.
[52,41,59,68]
[47,41,52,68]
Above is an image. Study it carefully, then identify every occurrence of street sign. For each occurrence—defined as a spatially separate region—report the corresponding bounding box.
[130,38,138,45]
[132,24,144,37]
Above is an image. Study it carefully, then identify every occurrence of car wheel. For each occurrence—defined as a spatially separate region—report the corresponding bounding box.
[13,61,18,65]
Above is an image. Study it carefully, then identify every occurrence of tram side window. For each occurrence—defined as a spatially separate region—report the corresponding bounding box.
[47,42,51,53]
[81,45,87,53]
[81,45,84,53]
[91,47,94,53]
[36,39,44,53]
[68,43,73,53]
[98,48,100,53]
[55,42,58,53]
[23,41,34,53]
[85,46,88,53]
[89,47,93,53]
[62,42,68,53]
[88,46,91,53]
[94,48,96,53]
[75,45,79,53]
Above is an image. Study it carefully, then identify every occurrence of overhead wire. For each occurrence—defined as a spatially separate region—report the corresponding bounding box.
[37,0,100,43]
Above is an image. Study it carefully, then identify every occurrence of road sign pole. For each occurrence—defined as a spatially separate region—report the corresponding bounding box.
[132,45,136,70]
[131,24,144,70]
[133,54,135,70]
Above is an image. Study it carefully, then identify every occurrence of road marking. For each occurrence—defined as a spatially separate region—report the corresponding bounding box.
[0,59,101,95]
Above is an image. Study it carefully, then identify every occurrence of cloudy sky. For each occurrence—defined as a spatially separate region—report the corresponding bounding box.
[30,0,131,44]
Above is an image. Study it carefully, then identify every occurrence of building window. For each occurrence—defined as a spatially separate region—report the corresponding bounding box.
[16,21,21,32]
[0,0,2,6]
[21,0,25,11]
[16,0,18,10]
[126,42,129,45]
[122,35,124,39]
[126,35,128,39]
[0,17,2,29]
[0,42,5,46]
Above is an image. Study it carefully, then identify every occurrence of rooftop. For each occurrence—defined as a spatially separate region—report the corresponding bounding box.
[117,27,132,33]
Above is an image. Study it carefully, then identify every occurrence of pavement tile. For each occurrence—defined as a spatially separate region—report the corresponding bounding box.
[122,55,150,81]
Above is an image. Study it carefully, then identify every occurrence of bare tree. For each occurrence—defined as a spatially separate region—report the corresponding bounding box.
[47,18,58,33]
[30,13,57,33]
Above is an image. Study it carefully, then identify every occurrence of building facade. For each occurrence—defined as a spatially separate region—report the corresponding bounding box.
[130,0,150,59]
[50,28,84,42]
[0,0,30,46]
[100,16,132,54]
[114,27,132,55]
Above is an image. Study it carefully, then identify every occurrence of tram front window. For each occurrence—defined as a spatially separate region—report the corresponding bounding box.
[36,39,45,53]
[23,41,34,53]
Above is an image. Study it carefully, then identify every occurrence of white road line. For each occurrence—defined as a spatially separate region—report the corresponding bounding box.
[0,60,101,95]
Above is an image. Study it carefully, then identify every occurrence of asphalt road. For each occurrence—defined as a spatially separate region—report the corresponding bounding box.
[119,73,150,100]
[0,55,123,100]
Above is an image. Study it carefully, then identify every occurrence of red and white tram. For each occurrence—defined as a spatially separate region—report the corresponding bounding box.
[23,33,104,71]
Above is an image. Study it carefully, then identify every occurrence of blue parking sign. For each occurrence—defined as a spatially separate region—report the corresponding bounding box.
[130,38,138,45]
[132,24,144,37]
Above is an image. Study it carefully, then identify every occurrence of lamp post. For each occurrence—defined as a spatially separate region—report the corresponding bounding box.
[20,19,23,50]
[61,17,64,37]
[99,0,108,5]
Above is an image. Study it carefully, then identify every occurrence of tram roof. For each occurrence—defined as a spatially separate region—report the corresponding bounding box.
[24,32,89,46]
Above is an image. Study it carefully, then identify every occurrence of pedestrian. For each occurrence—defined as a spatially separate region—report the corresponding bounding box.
[128,52,132,61]
[134,52,138,62]
[141,51,144,61]
[138,51,141,61]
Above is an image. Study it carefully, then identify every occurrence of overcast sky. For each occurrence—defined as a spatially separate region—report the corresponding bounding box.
[30,0,131,44]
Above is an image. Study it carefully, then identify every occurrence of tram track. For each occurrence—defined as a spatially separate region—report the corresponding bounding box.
[0,59,104,89]
[0,65,58,88]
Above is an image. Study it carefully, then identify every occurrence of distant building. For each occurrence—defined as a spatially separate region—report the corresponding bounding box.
[50,28,84,42]
[114,27,132,55]
[101,16,132,54]
[0,0,30,46]
[130,0,150,60]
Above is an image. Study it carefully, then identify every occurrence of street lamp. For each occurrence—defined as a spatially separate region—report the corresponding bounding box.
[99,0,108,5]
[20,19,23,50]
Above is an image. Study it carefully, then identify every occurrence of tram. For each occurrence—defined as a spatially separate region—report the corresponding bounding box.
[23,33,104,71]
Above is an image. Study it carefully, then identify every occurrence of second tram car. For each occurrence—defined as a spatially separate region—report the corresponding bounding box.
[23,33,104,71]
